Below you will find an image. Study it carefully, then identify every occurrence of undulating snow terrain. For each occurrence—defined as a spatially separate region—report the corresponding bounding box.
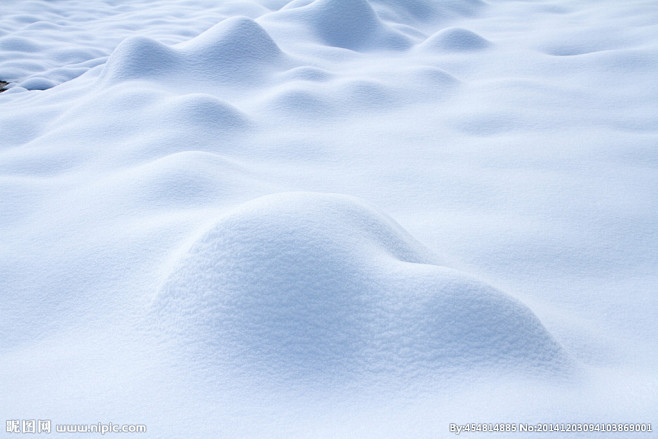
[1,0,657,437]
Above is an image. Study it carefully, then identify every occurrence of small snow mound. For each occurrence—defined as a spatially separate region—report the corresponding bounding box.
[410,66,460,85]
[102,36,180,82]
[179,17,282,66]
[420,27,490,52]
[339,78,395,110]
[20,77,57,91]
[280,66,334,82]
[541,43,604,57]
[162,94,250,130]
[265,86,334,117]
[282,0,411,51]
[152,192,569,382]
[112,151,251,209]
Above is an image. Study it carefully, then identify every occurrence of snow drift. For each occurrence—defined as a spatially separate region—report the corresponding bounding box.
[102,16,288,85]
[153,193,570,383]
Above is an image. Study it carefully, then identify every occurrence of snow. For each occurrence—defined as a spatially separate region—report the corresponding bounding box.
[1,0,657,437]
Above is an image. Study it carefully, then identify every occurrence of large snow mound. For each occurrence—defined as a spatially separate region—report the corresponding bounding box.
[152,192,569,382]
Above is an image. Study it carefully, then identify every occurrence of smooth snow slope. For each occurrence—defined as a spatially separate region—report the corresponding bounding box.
[1,0,657,437]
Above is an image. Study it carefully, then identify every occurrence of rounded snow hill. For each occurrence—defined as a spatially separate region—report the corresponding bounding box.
[101,35,181,82]
[152,193,570,382]
[273,0,411,51]
[419,27,491,52]
[100,17,288,85]
[176,16,282,67]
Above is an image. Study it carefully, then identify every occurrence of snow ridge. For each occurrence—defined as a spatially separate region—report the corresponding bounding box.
[102,17,287,85]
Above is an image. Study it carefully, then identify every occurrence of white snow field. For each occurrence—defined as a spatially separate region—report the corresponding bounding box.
[1,0,657,437]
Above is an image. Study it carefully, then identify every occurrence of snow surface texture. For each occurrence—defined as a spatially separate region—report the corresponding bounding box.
[1,0,657,438]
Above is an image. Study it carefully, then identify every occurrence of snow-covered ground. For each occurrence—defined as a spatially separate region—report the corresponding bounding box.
[1,0,657,437]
